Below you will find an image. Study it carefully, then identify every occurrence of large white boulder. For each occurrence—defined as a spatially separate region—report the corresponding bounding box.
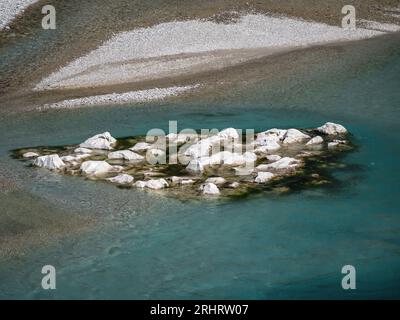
[108,150,144,161]
[316,122,347,135]
[106,174,134,185]
[79,132,117,150]
[34,154,66,170]
[256,157,302,172]
[282,129,310,144]
[200,182,220,195]
[255,172,275,183]
[80,160,114,176]
[306,136,324,145]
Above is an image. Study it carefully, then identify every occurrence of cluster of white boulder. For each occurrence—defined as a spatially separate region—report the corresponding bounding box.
[22,122,349,196]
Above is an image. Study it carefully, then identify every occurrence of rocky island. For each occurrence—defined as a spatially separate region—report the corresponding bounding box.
[13,122,353,199]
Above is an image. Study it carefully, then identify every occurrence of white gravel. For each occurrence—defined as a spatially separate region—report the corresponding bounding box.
[40,85,199,109]
[35,13,391,91]
[0,0,38,30]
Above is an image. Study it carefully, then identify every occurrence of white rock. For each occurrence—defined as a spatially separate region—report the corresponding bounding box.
[79,132,117,150]
[74,153,92,160]
[207,151,257,167]
[205,177,226,185]
[167,133,194,145]
[186,159,203,173]
[80,160,114,176]
[316,122,347,135]
[217,128,239,140]
[257,128,287,141]
[130,142,152,152]
[108,150,144,161]
[256,157,301,172]
[266,155,281,162]
[171,176,195,185]
[146,148,166,158]
[34,154,66,170]
[200,183,220,195]
[74,147,93,154]
[306,136,324,145]
[183,138,214,159]
[243,151,258,163]
[23,152,39,158]
[60,155,77,162]
[233,166,255,176]
[145,178,169,190]
[135,181,147,188]
[255,172,275,183]
[106,174,134,185]
[282,129,310,144]
[229,182,240,188]
[254,141,281,153]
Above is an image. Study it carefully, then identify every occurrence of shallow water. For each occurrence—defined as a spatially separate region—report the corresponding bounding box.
[0,34,399,299]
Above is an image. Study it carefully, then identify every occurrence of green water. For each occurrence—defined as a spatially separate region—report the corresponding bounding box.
[0,34,399,299]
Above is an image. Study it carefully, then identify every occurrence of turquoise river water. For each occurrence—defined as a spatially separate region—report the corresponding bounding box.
[0,35,399,299]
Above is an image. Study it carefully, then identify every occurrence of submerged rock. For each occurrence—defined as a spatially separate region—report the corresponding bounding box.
[200,183,220,195]
[34,154,65,170]
[134,178,169,189]
[328,140,348,149]
[257,157,301,173]
[106,174,134,185]
[316,122,347,135]
[80,132,117,150]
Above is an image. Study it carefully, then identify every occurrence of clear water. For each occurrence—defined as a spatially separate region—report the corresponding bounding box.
[0,36,399,299]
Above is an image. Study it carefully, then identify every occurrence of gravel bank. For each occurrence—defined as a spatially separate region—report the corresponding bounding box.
[40,85,199,109]
[0,0,38,30]
[35,13,395,91]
